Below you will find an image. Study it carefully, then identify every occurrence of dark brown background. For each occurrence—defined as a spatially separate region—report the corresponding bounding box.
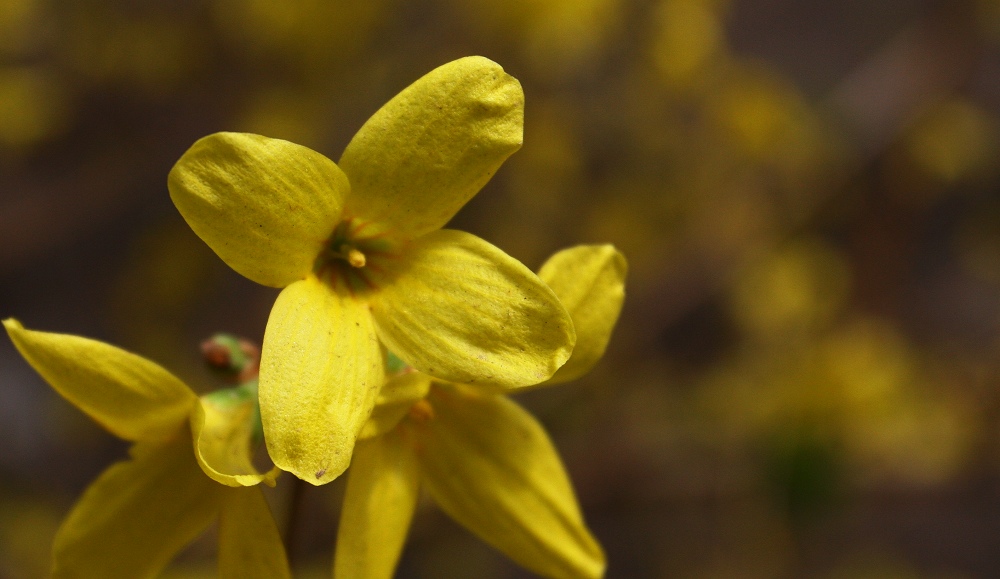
[3,0,1000,577]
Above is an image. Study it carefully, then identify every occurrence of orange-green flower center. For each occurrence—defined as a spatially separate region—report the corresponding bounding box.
[314,219,395,294]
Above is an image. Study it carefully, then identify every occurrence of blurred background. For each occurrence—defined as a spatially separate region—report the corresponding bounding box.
[3,0,1000,577]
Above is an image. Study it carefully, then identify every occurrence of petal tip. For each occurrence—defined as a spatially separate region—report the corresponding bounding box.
[2,317,23,335]
[270,449,350,487]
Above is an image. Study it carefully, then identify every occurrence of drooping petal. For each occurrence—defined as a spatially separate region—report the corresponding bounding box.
[259,276,384,485]
[168,132,348,288]
[370,230,575,389]
[358,371,433,440]
[537,245,627,385]
[52,436,225,579]
[414,385,605,579]
[334,428,421,579]
[191,387,280,488]
[339,56,523,241]
[218,487,292,579]
[4,319,197,442]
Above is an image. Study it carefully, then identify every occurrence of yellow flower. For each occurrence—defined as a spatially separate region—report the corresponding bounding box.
[168,56,576,485]
[3,320,290,579]
[334,245,626,579]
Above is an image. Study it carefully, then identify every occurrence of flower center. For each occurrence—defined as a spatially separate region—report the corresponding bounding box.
[328,241,367,268]
[314,218,395,294]
[346,246,367,268]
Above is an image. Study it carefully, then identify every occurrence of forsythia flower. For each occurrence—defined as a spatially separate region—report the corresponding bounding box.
[3,321,290,579]
[333,245,626,579]
[168,56,576,485]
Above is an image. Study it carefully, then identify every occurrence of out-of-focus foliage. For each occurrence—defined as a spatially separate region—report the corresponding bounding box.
[3,0,1000,577]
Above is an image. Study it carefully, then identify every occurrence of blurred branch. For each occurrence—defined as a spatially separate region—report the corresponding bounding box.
[824,1,981,164]
[632,1,985,341]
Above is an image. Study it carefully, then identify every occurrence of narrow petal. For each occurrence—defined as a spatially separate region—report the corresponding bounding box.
[259,277,384,485]
[339,56,523,241]
[370,230,575,389]
[218,487,292,579]
[168,132,348,287]
[358,371,432,441]
[52,435,225,579]
[414,385,605,579]
[191,388,280,488]
[4,319,196,442]
[334,428,421,579]
[538,245,627,385]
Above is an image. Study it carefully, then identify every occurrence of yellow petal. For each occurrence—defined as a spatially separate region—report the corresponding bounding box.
[259,276,384,485]
[52,435,225,579]
[334,428,420,579]
[218,487,292,579]
[4,319,197,442]
[538,245,627,385]
[358,371,432,441]
[370,230,575,389]
[340,56,523,241]
[191,387,281,488]
[168,132,348,288]
[414,385,605,579]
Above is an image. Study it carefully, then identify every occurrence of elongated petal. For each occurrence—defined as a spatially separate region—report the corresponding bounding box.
[191,388,280,487]
[538,245,626,385]
[52,436,225,579]
[340,56,523,241]
[371,230,575,389]
[358,371,432,440]
[259,276,384,485]
[334,428,420,579]
[219,487,292,579]
[415,385,605,579]
[4,319,196,442]
[169,132,348,287]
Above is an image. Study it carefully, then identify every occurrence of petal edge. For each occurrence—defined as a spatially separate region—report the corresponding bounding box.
[538,245,626,385]
[371,230,575,389]
[340,56,524,241]
[334,429,420,579]
[169,132,348,287]
[4,319,197,442]
[191,390,280,488]
[259,277,384,485]
[415,385,605,579]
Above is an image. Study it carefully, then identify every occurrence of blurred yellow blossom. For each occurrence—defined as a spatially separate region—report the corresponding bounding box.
[649,0,727,90]
[0,0,43,56]
[701,318,975,486]
[0,67,69,149]
[447,0,624,81]
[905,99,999,184]
[63,8,200,94]
[730,240,852,337]
[212,0,386,71]
[704,62,830,179]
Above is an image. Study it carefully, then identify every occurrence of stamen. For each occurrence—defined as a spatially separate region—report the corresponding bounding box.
[347,247,367,268]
